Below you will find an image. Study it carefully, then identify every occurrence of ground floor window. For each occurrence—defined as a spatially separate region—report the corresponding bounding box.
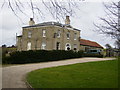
[65,43,71,50]
[41,42,46,50]
[56,42,60,50]
[27,42,31,50]
[73,44,77,51]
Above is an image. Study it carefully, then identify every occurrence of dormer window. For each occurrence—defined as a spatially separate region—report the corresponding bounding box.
[42,30,46,37]
[28,31,32,38]
[67,31,70,39]
[74,33,77,40]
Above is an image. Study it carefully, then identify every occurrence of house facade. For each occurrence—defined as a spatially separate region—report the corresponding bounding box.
[17,16,81,51]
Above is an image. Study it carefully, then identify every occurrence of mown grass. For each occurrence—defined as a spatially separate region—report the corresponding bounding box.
[27,59,118,88]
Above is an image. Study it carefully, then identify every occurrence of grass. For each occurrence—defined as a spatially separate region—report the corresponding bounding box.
[27,59,118,88]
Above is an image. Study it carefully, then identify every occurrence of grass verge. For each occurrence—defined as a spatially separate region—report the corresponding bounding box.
[27,59,118,88]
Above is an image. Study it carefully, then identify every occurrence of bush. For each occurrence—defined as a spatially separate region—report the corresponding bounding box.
[2,50,84,64]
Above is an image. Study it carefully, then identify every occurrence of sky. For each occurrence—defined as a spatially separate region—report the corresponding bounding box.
[0,0,119,48]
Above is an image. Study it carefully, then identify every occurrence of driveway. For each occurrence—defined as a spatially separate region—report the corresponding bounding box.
[2,57,115,88]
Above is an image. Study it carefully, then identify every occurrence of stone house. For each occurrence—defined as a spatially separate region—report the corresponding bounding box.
[17,16,81,51]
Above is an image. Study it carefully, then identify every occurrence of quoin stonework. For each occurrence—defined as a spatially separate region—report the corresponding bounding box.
[17,16,103,52]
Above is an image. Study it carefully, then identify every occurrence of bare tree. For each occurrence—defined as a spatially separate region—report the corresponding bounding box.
[94,1,120,50]
[0,0,82,22]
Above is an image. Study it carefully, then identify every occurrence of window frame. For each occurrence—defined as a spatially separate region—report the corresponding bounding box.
[74,33,77,40]
[57,30,61,38]
[41,42,46,50]
[67,31,70,39]
[73,44,77,50]
[56,42,60,50]
[28,31,32,38]
[27,42,31,50]
[65,43,71,50]
[42,29,46,37]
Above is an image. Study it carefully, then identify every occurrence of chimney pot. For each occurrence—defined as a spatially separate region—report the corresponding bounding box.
[65,16,70,25]
[30,18,33,21]
[29,18,35,26]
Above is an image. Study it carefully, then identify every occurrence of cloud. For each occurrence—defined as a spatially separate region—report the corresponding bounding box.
[0,1,116,47]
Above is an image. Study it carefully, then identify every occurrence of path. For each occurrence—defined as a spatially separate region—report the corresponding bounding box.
[2,57,115,88]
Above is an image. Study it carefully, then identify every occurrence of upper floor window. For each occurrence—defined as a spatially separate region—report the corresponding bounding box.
[41,42,46,50]
[74,33,77,40]
[42,30,46,37]
[27,42,31,50]
[28,31,32,38]
[67,31,70,39]
[57,30,61,38]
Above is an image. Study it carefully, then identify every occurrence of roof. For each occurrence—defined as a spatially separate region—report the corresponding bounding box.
[80,39,103,48]
[23,22,80,31]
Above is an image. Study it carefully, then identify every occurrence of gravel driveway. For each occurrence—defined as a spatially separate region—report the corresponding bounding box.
[2,57,115,88]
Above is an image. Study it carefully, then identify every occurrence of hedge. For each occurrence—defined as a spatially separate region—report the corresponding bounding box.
[2,50,84,64]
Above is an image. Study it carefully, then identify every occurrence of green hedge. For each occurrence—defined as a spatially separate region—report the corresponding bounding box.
[2,50,84,64]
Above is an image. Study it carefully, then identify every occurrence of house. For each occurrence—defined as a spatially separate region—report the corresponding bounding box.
[79,39,103,53]
[17,16,81,51]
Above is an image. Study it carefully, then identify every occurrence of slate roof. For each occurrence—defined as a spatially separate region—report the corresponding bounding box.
[23,22,80,31]
[80,39,103,48]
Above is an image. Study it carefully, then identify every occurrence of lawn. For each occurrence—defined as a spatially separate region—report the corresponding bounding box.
[27,59,118,88]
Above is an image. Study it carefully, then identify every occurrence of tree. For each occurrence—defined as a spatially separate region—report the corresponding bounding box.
[105,44,113,57]
[1,0,82,22]
[94,2,120,51]
[105,44,112,49]
[2,44,7,47]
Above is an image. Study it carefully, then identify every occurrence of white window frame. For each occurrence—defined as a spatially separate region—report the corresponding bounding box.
[65,43,71,50]
[28,31,32,38]
[73,44,77,50]
[42,30,46,37]
[67,32,70,39]
[41,42,46,50]
[74,33,77,40]
[57,30,61,38]
[27,42,31,50]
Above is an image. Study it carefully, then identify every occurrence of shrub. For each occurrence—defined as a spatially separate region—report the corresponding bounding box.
[2,50,84,64]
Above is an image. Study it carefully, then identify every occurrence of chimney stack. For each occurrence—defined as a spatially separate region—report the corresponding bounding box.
[29,18,35,26]
[65,16,70,25]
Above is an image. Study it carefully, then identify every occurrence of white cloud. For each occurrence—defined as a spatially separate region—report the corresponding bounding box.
[0,1,116,48]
